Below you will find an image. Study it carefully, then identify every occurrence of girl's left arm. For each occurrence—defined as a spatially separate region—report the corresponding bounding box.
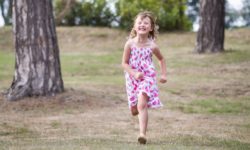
[152,44,167,83]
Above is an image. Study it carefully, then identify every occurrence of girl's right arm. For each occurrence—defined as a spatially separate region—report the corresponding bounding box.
[121,40,143,79]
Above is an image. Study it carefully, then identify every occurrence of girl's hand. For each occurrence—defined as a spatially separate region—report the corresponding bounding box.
[134,72,144,80]
[159,75,167,83]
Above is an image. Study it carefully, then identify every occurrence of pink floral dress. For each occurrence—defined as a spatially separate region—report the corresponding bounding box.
[125,44,163,109]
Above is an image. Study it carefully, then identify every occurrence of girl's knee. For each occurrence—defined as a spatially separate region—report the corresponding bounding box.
[139,92,149,100]
[137,92,148,110]
[137,103,147,111]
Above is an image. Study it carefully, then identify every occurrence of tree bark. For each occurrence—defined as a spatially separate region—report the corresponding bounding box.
[195,0,225,53]
[7,0,64,101]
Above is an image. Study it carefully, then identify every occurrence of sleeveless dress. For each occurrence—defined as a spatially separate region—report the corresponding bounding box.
[125,43,163,109]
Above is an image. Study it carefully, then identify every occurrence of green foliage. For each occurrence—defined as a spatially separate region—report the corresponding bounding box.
[242,0,250,26]
[0,0,12,25]
[186,0,199,23]
[225,0,241,28]
[54,0,191,30]
[81,0,115,26]
[115,0,192,31]
[54,0,115,27]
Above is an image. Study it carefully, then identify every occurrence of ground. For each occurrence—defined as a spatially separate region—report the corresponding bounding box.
[0,27,250,149]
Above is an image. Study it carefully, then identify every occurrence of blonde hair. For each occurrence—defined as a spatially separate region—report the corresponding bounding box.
[130,11,158,40]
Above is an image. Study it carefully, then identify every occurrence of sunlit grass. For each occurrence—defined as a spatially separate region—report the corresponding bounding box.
[167,98,250,114]
[61,51,121,76]
[63,75,124,86]
[0,51,14,79]
[207,49,250,64]
[0,51,14,90]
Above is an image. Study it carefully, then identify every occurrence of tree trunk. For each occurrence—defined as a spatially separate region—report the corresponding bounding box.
[7,0,64,101]
[195,0,225,53]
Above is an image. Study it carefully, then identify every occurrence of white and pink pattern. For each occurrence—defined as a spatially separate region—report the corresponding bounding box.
[125,45,163,108]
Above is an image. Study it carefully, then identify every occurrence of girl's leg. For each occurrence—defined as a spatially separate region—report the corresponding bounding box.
[137,92,148,143]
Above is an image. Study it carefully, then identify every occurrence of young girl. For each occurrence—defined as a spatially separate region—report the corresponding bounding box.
[122,11,167,144]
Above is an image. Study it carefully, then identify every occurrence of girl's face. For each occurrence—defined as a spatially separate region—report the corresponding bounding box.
[134,16,152,36]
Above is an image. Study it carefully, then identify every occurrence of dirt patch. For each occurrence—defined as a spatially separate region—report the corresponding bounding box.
[193,83,250,98]
[0,88,120,113]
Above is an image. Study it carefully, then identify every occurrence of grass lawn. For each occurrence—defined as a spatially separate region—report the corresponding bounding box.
[0,26,250,149]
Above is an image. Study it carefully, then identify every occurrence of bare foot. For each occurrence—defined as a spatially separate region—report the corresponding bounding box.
[138,135,147,144]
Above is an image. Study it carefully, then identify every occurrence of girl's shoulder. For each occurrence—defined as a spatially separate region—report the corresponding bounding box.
[124,38,136,52]
[125,38,158,50]
[125,38,139,50]
[149,40,159,52]
[125,38,134,47]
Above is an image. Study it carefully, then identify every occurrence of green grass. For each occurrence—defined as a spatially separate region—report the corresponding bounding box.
[0,51,14,90]
[207,49,250,64]
[168,98,250,114]
[60,51,124,86]
[61,52,121,76]
[0,26,13,51]
[50,121,61,129]
[166,48,250,69]
[0,123,35,138]
[243,124,250,129]
[0,135,249,150]
[64,75,124,86]
[0,51,14,81]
